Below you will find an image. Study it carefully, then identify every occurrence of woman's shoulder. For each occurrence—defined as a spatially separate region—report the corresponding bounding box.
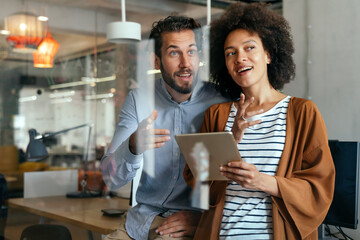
[289,97,319,111]
[288,97,323,123]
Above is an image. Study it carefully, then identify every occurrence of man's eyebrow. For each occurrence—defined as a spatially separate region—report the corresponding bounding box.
[166,43,197,51]
[166,45,179,50]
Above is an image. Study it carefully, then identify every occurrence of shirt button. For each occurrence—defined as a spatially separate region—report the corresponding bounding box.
[173,176,177,180]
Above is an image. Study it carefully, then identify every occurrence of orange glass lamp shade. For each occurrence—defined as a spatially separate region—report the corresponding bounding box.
[33,33,59,68]
[5,12,46,53]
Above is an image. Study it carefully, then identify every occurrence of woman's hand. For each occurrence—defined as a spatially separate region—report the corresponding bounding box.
[220,161,281,197]
[232,93,263,142]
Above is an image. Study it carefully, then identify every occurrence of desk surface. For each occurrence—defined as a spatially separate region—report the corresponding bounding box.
[7,196,130,234]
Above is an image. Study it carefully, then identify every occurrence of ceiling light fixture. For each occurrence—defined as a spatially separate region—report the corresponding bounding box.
[106,0,141,42]
[49,75,116,90]
[4,11,46,53]
[33,31,59,68]
[37,16,48,22]
[0,30,10,35]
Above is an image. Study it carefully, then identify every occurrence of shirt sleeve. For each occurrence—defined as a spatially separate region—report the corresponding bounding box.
[100,91,143,190]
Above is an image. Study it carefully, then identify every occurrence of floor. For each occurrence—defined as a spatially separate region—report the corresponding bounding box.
[3,207,103,240]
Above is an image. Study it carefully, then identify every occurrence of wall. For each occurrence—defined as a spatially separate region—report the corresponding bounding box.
[283,0,360,238]
[283,0,360,140]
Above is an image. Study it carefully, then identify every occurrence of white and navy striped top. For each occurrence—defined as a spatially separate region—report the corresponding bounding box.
[220,95,291,240]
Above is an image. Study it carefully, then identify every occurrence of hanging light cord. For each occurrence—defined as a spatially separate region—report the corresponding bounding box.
[207,0,211,25]
[121,0,126,22]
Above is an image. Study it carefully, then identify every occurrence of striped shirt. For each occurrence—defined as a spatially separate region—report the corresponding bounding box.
[220,96,290,240]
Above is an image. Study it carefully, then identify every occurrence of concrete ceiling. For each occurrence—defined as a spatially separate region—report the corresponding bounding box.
[0,0,282,72]
[0,0,225,66]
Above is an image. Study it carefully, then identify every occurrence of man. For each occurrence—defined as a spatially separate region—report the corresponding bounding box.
[101,15,228,240]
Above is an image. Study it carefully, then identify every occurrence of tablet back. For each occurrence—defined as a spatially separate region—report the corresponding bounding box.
[175,132,241,181]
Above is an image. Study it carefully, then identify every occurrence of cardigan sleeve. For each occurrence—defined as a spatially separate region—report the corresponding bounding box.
[272,99,335,239]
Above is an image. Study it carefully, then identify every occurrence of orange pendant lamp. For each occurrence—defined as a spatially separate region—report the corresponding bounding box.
[5,12,46,53]
[33,31,59,68]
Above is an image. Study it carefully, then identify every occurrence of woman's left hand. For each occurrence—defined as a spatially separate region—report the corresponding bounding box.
[232,94,263,143]
[220,161,281,197]
[220,161,263,190]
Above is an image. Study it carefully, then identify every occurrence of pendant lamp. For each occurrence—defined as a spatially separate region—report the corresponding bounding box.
[106,0,141,42]
[5,12,46,53]
[33,31,59,68]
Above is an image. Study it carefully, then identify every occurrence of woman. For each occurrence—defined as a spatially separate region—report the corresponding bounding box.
[184,3,335,240]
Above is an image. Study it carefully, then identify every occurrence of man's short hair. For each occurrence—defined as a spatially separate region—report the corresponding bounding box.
[149,15,201,58]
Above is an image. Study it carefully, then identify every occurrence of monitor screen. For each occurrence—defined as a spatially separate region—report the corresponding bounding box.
[324,140,360,229]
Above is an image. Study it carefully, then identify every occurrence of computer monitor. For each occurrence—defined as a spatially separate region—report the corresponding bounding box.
[324,140,360,229]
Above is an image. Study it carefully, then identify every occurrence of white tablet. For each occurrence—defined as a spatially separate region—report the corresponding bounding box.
[175,132,241,181]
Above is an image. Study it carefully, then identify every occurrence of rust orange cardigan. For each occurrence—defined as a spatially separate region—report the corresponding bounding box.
[184,97,335,240]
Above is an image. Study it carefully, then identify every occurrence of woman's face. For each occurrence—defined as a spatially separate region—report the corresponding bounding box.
[224,29,270,89]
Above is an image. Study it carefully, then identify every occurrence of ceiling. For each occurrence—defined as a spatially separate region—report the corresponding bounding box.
[0,0,282,71]
[0,0,223,62]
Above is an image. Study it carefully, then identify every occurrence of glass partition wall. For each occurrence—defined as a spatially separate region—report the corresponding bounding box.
[0,27,148,239]
[0,43,143,171]
[0,0,219,238]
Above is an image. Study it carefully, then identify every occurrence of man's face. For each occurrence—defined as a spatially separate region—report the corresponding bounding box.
[155,30,200,94]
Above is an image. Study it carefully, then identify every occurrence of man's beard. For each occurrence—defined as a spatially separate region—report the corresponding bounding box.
[160,64,197,94]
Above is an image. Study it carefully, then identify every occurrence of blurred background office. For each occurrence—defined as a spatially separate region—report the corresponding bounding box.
[0,0,359,239]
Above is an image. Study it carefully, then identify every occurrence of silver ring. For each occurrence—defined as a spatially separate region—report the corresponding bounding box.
[241,115,247,121]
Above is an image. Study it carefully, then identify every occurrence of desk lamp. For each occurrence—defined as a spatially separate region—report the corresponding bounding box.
[25,123,101,198]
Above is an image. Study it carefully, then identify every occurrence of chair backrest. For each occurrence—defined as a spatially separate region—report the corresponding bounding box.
[0,174,7,240]
[0,174,7,206]
[20,224,72,240]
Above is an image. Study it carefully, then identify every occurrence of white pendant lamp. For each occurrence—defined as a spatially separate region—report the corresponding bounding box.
[106,0,141,42]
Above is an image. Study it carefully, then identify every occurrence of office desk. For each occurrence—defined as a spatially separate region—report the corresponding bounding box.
[7,196,130,234]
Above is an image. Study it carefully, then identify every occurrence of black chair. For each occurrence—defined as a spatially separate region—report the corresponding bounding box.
[0,174,7,240]
[20,224,72,240]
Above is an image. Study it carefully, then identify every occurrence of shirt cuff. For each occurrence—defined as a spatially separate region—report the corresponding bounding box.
[115,137,143,165]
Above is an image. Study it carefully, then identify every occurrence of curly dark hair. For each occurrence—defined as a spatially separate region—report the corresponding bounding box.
[210,2,295,100]
[149,15,201,58]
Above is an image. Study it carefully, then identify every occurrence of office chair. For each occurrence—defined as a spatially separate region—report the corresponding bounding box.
[20,224,72,240]
[0,174,7,240]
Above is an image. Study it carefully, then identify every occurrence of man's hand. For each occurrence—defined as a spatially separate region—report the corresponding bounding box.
[129,110,170,155]
[155,211,202,238]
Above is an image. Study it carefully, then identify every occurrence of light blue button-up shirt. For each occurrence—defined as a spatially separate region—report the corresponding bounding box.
[101,78,228,240]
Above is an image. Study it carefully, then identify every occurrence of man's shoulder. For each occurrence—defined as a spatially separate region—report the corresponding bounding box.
[199,81,218,93]
[197,81,229,100]
[126,78,160,96]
